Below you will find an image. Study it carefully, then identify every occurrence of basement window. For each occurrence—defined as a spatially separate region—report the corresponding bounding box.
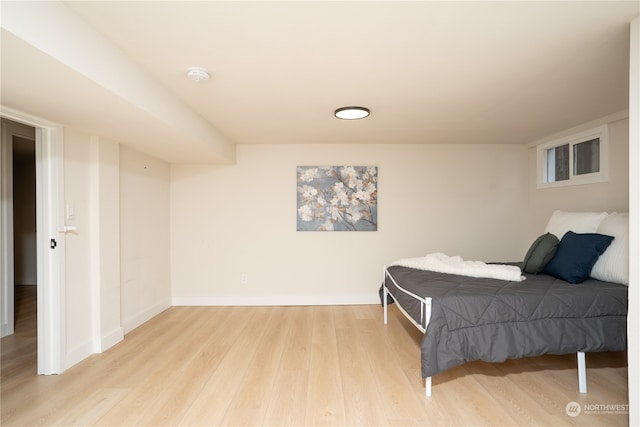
[536,125,608,189]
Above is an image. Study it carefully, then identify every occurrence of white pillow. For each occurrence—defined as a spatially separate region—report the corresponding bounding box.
[544,210,608,239]
[590,213,629,285]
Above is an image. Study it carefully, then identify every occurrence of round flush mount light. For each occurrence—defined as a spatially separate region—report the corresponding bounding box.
[186,67,210,82]
[334,106,370,120]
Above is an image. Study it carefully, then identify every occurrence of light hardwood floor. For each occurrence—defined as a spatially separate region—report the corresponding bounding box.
[1,288,629,426]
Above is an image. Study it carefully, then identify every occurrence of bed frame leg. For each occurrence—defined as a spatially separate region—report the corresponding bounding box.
[425,376,432,398]
[577,351,587,393]
[383,266,388,325]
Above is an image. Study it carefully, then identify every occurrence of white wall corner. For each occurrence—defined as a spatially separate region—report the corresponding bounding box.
[122,299,171,335]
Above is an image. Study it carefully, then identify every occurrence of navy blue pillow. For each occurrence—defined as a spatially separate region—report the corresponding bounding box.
[544,231,614,284]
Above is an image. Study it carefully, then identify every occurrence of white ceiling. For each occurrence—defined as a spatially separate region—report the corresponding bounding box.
[1,1,639,163]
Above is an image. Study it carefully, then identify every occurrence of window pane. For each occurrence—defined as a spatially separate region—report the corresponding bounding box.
[574,138,600,176]
[546,144,569,182]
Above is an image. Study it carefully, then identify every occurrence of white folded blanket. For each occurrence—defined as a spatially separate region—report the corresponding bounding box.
[391,252,525,282]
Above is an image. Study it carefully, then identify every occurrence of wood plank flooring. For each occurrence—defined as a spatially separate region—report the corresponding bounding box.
[1,289,629,426]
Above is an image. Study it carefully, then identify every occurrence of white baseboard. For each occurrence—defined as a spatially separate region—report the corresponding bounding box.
[64,327,124,371]
[122,298,171,334]
[65,339,95,371]
[98,327,124,353]
[63,303,168,371]
[172,294,380,306]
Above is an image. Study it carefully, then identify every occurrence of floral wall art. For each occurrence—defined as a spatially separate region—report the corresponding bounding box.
[297,166,378,231]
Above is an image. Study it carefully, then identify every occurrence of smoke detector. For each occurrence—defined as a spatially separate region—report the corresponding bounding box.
[186,67,210,82]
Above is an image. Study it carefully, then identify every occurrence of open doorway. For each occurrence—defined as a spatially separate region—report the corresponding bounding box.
[1,119,37,373]
[12,130,37,344]
[13,136,37,293]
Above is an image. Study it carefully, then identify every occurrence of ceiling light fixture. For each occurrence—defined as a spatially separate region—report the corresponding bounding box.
[186,67,210,82]
[334,106,370,120]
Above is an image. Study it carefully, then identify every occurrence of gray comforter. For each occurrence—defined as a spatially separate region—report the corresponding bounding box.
[384,264,628,378]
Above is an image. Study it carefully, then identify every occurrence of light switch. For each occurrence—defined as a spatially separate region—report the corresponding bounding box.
[66,204,75,220]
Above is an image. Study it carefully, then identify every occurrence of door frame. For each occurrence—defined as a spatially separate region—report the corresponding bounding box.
[1,106,65,374]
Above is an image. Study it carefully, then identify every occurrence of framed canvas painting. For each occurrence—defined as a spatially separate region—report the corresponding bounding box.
[296,166,377,231]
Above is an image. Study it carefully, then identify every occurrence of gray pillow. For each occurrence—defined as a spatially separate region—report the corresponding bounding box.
[523,233,559,274]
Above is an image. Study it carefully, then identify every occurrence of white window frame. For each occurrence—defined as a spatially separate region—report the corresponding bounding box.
[536,124,609,189]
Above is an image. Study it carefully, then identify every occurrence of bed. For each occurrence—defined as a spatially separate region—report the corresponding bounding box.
[382,211,629,397]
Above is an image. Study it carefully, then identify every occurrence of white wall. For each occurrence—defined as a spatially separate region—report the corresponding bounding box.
[63,129,97,364]
[64,131,124,364]
[89,137,122,353]
[171,143,529,305]
[526,115,630,237]
[62,129,171,368]
[120,145,171,332]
